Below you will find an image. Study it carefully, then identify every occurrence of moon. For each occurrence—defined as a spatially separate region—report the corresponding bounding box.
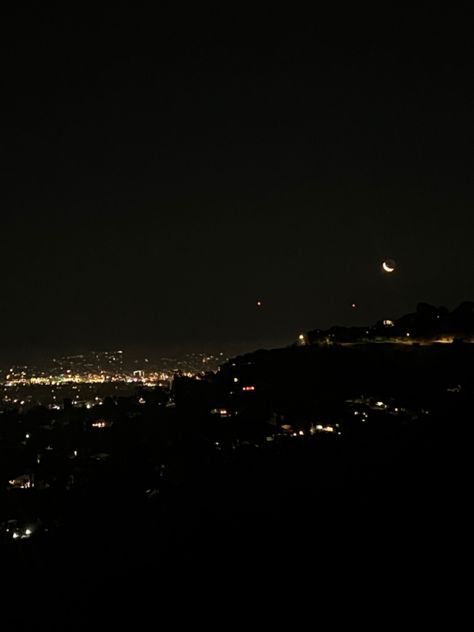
[382,259,396,273]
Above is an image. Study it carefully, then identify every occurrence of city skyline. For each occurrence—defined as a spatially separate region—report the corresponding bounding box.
[0,5,471,625]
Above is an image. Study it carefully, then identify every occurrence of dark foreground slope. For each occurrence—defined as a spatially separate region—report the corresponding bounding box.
[2,342,472,629]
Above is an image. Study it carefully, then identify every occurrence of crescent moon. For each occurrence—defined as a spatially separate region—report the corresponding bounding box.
[382,261,395,272]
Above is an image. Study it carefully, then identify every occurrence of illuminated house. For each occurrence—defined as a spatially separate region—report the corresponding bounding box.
[8,473,34,489]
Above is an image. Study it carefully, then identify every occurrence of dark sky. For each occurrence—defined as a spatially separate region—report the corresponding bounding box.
[1,4,473,362]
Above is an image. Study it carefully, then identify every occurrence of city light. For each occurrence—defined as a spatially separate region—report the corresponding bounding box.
[298,334,306,345]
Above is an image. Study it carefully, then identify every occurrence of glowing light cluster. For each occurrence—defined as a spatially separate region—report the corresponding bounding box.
[91,420,108,428]
[310,424,335,434]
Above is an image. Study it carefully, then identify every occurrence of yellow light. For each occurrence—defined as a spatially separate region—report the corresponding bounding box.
[92,421,107,428]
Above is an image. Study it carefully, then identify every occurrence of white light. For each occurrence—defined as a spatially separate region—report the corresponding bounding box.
[25,528,32,536]
[25,434,30,439]
[12,532,19,539]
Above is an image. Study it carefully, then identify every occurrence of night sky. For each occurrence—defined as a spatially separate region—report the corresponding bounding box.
[1,4,473,362]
